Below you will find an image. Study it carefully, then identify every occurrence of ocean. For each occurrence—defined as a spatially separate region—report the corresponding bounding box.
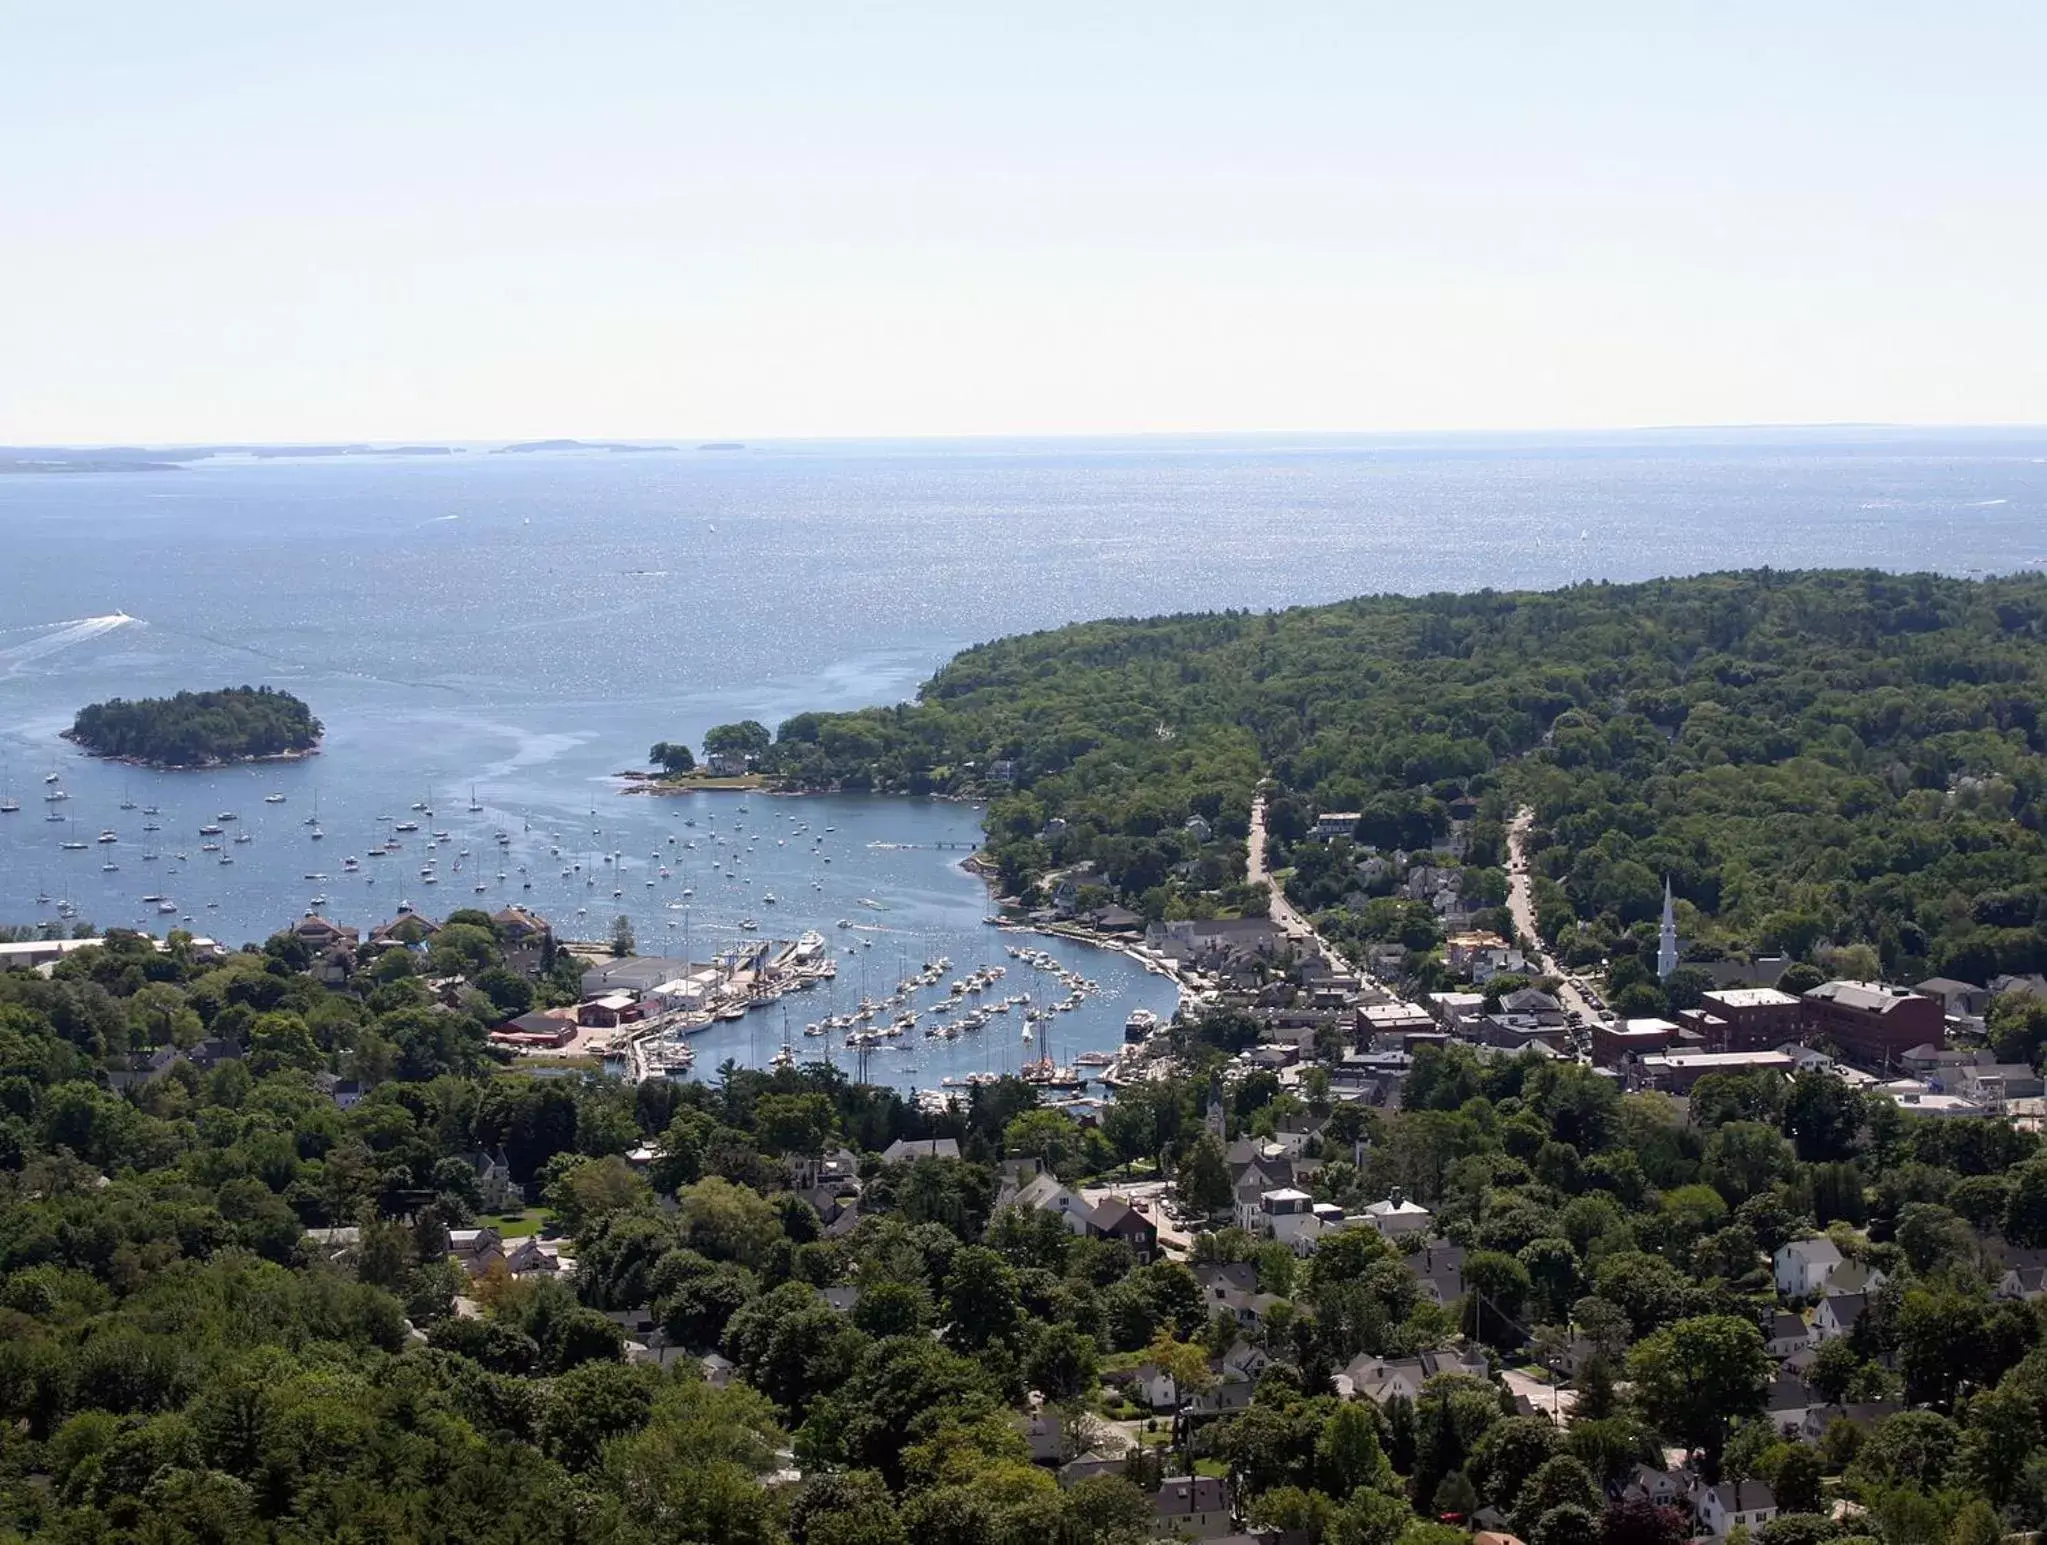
[1,428,2043,1081]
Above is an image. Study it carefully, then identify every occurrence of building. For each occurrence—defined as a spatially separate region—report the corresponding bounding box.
[1915,977,1993,1021]
[1088,1197,1159,1262]
[1800,981,1944,1067]
[1310,812,1362,841]
[1774,1237,1844,1298]
[1594,1017,1681,1067]
[1405,1242,1467,1305]
[1153,1476,1232,1539]
[1764,1311,1812,1359]
[881,1137,961,1164]
[1363,1191,1433,1238]
[1957,1063,2045,1110]
[1694,987,1803,1051]
[1814,1291,1868,1342]
[1639,1050,1794,1093]
[1697,1480,1777,1539]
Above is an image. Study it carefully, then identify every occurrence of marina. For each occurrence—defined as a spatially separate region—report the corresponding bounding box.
[0,760,1178,1093]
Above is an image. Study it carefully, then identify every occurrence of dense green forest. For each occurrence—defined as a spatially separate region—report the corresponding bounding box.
[67,686,322,768]
[7,920,2047,1539]
[756,571,2047,982]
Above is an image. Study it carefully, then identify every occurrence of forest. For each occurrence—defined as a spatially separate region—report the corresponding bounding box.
[5,918,2047,1541]
[755,571,2047,983]
[66,686,323,768]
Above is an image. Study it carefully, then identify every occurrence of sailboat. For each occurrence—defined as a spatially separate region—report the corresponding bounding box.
[0,760,17,814]
[468,784,483,813]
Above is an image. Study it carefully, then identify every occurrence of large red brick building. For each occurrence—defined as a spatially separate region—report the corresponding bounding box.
[1800,980,1943,1067]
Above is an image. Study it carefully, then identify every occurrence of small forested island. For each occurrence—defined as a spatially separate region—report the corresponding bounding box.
[66,684,323,768]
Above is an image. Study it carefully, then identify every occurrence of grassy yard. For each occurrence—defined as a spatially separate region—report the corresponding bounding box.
[491,1208,554,1240]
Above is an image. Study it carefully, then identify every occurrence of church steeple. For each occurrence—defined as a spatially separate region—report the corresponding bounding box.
[1657,876,1679,981]
[1205,1074,1226,1141]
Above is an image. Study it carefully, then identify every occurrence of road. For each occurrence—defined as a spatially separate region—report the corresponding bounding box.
[1506,807,1602,1025]
[1249,793,1390,994]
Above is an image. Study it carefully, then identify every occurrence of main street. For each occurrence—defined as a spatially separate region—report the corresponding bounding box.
[1249,791,1390,994]
[1506,806,1603,1025]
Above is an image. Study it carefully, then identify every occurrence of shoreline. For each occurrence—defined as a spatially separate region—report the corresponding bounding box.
[57,736,323,773]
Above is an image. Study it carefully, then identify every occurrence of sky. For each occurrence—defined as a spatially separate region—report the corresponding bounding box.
[3,3,2043,443]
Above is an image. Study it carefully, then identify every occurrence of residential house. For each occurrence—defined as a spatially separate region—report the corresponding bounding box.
[1802,1401,1902,1441]
[1088,1197,1159,1262]
[1814,1292,1868,1342]
[1221,1340,1273,1383]
[881,1137,961,1164]
[1153,1476,1233,1540]
[1184,815,1214,843]
[1995,1250,2047,1301]
[447,1227,505,1277]
[1621,1466,1687,1509]
[1002,1168,1099,1236]
[1764,1311,1812,1359]
[1405,1243,1467,1306]
[1914,977,1993,1021]
[1828,1259,1888,1296]
[1127,1363,1181,1411]
[1763,1373,1817,1437]
[1773,1237,1843,1298]
[1311,812,1362,840]
[457,1148,520,1211]
[1340,1347,1488,1404]
[504,1236,562,1277]
[701,1352,737,1388]
[1363,1192,1434,1238]
[1696,1480,1777,1539]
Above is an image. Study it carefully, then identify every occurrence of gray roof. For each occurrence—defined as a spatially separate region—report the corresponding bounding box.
[881,1137,960,1163]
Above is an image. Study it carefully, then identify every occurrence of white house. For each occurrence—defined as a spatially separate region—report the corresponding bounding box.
[1764,1310,1812,1359]
[1773,1237,1843,1298]
[1006,1170,1099,1237]
[1622,1466,1687,1509]
[1697,1480,1777,1538]
[1130,1364,1180,1410]
[1364,1192,1434,1238]
[1814,1292,1869,1343]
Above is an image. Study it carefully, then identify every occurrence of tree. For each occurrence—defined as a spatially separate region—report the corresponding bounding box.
[1179,1132,1233,1216]
[650,741,697,774]
[1628,1316,1768,1469]
[611,914,636,957]
[1470,1416,1564,1510]
[705,721,773,759]
[1600,1498,1688,1545]
[1766,1445,1822,1514]
[942,1246,1021,1351]
[1514,1455,1603,1537]
[1531,1505,1602,1545]
[2002,1156,2047,1247]
[1319,1401,1394,1497]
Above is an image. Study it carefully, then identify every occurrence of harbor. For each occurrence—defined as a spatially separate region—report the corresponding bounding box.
[0,754,1179,1093]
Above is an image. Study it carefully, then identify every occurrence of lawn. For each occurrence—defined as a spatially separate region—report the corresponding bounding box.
[491,1208,554,1240]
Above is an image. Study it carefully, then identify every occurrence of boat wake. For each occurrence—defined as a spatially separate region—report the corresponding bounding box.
[0,613,137,674]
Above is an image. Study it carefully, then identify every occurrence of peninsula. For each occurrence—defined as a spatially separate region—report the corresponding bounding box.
[669,568,2047,990]
[65,684,323,768]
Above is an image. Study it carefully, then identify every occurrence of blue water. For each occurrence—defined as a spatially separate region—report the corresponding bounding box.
[1,429,2043,1078]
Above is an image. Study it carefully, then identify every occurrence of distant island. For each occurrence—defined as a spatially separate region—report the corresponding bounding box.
[495,439,677,455]
[65,685,323,769]
[697,441,746,452]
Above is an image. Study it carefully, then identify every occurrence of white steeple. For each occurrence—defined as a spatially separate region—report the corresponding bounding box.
[1657,876,1679,980]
